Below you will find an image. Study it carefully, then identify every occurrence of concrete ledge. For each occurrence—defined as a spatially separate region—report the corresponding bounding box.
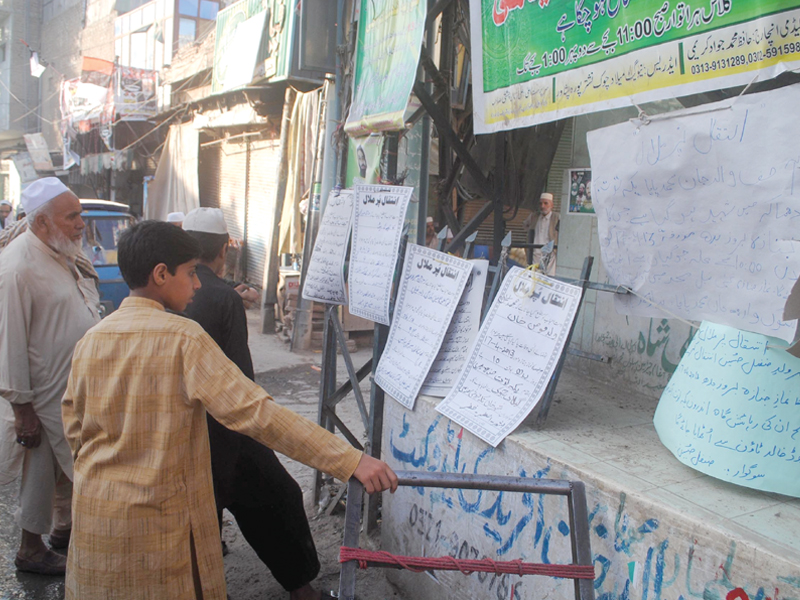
[380,368,800,600]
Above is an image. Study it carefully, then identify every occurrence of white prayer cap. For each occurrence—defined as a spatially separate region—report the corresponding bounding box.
[540,192,554,201]
[183,207,228,234]
[166,211,186,223]
[21,177,71,214]
[426,216,434,224]
[0,200,11,208]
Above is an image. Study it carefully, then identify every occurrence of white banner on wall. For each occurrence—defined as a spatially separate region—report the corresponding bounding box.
[588,83,800,342]
[302,189,354,305]
[348,184,413,325]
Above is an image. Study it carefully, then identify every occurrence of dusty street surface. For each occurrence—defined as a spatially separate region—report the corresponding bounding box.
[0,312,399,599]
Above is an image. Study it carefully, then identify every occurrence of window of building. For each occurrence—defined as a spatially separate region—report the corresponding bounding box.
[142,3,155,25]
[199,0,218,20]
[164,16,174,63]
[130,9,143,30]
[131,31,147,68]
[155,38,164,71]
[146,27,156,69]
[179,0,198,16]
[121,35,130,65]
[178,18,196,48]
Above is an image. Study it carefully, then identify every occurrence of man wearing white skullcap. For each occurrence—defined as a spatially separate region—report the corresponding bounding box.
[182,208,332,599]
[522,192,559,276]
[167,211,185,227]
[0,177,101,574]
[425,216,438,248]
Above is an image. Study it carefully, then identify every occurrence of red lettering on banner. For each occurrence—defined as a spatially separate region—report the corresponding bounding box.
[727,589,749,600]
[492,0,524,26]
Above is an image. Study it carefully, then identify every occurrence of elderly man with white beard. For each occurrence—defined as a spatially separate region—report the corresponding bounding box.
[0,178,100,575]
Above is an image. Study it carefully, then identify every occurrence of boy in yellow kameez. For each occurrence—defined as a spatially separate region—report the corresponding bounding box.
[62,220,397,600]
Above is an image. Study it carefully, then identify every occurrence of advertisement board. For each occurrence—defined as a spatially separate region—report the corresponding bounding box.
[344,0,426,136]
[471,0,800,133]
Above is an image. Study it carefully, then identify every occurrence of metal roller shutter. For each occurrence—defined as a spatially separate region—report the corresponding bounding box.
[217,140,248,241]
[245,138,280,286]
[198,144,221,209]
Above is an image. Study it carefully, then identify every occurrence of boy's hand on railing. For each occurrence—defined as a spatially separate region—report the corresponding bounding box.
[352,454,399,494]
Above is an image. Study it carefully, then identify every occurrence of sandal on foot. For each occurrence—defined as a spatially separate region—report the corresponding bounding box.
[49,528,71,550]
[14,550,67,575]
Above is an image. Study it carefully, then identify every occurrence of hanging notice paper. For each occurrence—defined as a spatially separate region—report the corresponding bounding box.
[436,268,581,447]
[302,190,354,305]
[588,84,800,342]
[375,244,472,410]
[348,184,413,325]
[654,321,800,498]
[420,259,489,398]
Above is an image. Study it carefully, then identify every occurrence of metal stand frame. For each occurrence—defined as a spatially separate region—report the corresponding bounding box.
[339,471,595,600]
[310,0,629,524]
[312,230,409,531]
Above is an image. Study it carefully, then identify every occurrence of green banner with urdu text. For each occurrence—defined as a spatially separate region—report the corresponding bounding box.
[471,0,800,133]
[344,0,426,137]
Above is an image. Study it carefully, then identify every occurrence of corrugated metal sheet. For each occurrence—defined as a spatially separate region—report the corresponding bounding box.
[217,140,248,241]
[460,201,530,247]
[198,144,220,209]
[245,137,280,286]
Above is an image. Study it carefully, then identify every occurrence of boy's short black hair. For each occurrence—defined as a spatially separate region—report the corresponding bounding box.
[118,220,201,289]
[185,230,229,263]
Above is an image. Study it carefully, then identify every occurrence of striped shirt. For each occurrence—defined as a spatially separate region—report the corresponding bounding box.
[63,297,362,600]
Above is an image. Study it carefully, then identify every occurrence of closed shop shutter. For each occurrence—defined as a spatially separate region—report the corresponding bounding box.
[217,140,248,241]
[245,138,280,286]
[198,144,221,209]
[546,117,574,212]
[461,202,531,247]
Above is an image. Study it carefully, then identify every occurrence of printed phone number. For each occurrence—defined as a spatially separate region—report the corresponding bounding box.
[689,43,800,75]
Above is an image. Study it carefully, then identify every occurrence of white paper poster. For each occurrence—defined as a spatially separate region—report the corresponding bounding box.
[420,259,489,398]
[436,268,581,447]
[348,184,413,325]
[375,244,472,410]
[587,84,800,342]
[654,321,800,498]
[302,189,354,305]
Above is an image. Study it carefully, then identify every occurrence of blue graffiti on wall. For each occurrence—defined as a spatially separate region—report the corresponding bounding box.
[389,412,798,600]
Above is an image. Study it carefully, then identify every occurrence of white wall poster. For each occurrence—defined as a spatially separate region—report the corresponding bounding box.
[375,244,472,410]
[348,184,413,325]
[420,259,489,398]
[436,268,581,447]
[302,189,354,305]
[588,84,800,342]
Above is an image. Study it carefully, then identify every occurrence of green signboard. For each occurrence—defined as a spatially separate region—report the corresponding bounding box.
[344,0,426,136]
[471,0,800,133]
